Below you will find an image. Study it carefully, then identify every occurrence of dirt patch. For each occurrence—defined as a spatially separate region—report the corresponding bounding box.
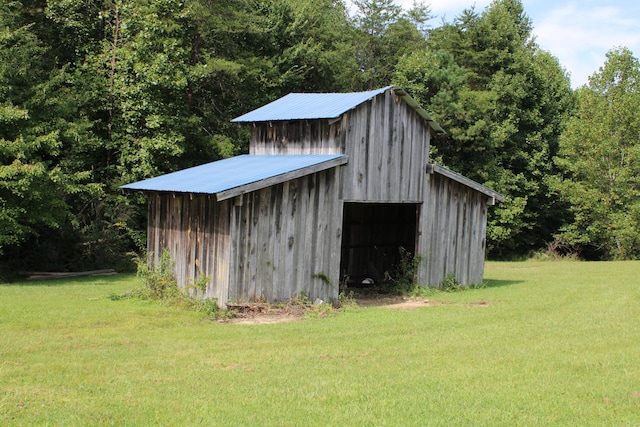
[354,294,453,310]
[353,293,406,307]
[228,313,303,325]
[466,300,491,307]
[220,302,307,325]
[221,295,489,324]
[386,299,455,310]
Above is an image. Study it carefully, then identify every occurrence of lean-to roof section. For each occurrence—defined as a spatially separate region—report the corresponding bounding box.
[121,154,347,201]
[427,163,505,204]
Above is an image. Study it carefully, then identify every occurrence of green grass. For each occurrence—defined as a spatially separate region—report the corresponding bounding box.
[1,261,639,426]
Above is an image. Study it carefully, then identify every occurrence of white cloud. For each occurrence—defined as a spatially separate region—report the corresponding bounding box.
[396,0,491,19]
[532,2,640,87]
[350,0,640,88]
[424,0,491,13]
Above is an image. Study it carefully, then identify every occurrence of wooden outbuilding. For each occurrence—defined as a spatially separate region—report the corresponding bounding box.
[123,86,503,307]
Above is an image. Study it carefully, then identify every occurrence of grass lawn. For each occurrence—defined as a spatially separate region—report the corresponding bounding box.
[1,261,639,426]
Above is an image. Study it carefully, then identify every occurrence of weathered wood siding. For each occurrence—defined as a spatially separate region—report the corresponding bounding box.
[143,87,495,304]
[227,167,343,303]
[147,193,231,305]
[341,90,430,202]
[418,173,489,286]
[249,120,344,154]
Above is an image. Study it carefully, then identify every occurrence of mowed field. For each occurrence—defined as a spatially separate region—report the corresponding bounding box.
[1,261,639,426]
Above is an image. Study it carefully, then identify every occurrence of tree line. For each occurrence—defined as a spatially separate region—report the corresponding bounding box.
[2,0,639,276]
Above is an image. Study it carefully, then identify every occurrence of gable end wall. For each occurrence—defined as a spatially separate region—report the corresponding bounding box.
[341,89,430,202]
[249,120,344,154]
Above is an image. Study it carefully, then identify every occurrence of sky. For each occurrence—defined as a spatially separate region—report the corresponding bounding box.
[395,0,640,88]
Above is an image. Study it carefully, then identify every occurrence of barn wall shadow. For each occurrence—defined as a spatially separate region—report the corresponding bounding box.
[482,279,524,288]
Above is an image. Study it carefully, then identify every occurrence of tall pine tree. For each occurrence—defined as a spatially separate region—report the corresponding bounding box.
[396,0,573,256]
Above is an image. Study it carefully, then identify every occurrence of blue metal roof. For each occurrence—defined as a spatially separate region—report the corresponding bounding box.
[231,86,445,133]
[121,154,347,200]
[231,86,393,122]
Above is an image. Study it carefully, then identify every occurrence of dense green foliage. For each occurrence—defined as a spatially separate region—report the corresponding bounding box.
[1,0,639,273]
[395,0,574,255]
[551,48,640,259]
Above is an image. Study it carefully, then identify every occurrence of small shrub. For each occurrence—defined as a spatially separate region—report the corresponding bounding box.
[383,247,422,294]
[115,250,223,319]
[438,274,485,292]
[307,301,334,318]
[407,285,438,298]
[336,291,357,308]
[293,290,311,306]
[185,273,211,299]
[530,239,581,261]
[198,298,222,316]
[135,250,179,300]
[440,273,462,292]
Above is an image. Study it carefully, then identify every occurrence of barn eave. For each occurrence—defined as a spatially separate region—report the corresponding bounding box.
[426,163,505,204]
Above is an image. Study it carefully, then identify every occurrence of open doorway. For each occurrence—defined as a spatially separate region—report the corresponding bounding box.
[340,202,419,287]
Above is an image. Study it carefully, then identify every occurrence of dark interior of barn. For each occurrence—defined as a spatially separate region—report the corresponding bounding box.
[339,202,418,289]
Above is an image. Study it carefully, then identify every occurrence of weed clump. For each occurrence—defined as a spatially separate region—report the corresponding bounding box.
[530,239,581,261]
[383,247,422,294]
[135,250,179,300]
[440,273,462,292]
[379,248,485,296]
[336,291,357,309]
[112,250,221,318]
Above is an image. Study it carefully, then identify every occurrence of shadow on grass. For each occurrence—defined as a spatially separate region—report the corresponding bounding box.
[483,279,525,288]
[0,273,134,286]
